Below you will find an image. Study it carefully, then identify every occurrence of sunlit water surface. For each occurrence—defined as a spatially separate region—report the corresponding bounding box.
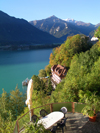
[0,49,52,94]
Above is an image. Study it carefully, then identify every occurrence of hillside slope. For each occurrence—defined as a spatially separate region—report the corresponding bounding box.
[0,11,62,45]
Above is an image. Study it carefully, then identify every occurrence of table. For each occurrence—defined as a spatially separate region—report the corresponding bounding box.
[37,111,64,129]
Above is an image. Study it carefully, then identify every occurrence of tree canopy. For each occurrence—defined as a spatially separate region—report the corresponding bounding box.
[51,41,100,102]
[95,26,100,40]
[38,69,47,78]
[0,87,26,132]
[49,34,91,68]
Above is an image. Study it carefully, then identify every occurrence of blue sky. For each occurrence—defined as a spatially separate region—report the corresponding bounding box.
[0,0,100,25]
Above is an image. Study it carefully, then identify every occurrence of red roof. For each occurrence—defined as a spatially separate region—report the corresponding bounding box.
[51,64,67,78]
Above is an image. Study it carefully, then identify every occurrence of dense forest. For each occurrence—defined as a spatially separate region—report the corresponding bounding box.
[0,27,100,132]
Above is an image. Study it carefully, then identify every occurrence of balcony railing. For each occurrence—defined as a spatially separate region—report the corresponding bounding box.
[13,102,85,133]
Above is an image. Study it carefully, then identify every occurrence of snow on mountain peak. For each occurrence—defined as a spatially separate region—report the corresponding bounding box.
[63,18,77,23]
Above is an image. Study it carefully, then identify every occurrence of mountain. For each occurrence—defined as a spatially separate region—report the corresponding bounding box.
[64,18,93,26]
[0,11,62,46]
[63,18,77,23]
[29,16,98,41]
[95,23,100,27]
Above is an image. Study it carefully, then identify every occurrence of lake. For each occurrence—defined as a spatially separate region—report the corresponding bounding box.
[0,49,53,94]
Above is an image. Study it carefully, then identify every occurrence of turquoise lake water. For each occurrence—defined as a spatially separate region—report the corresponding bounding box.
[0,49,53,94]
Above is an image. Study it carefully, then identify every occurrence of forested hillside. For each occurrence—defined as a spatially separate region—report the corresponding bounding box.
[49,28,100,103]
[49,34,91,68]
[0,27,100,132]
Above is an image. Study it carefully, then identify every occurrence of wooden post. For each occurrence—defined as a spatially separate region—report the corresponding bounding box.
[29,108,34,121]
[31,108,34,117]
[50,103,53,112]
[72,102,75,113]
[17,120,19,133]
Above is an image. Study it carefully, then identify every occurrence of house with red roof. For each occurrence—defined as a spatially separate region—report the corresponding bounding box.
[51,64,67,89]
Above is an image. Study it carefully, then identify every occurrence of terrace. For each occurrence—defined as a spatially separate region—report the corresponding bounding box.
[13,102,100,133]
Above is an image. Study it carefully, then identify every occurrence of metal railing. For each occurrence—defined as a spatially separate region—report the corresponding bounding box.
[13,102,85,133]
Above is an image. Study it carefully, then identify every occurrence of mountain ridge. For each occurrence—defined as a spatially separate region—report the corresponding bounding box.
[0,11,62,46]
[29,15,99,41]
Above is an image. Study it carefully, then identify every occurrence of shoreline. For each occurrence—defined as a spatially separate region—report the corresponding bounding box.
[0,43,61,51]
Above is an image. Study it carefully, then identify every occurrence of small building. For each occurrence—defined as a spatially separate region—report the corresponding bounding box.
[91,36,98,41]
[51,64,67,89]
[91,36,99,45]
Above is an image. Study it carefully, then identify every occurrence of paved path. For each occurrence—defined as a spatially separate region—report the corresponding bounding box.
[56,112,100,133]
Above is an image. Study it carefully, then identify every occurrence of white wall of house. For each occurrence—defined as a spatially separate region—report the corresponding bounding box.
[52,72,61,84]
[91,37,98,41]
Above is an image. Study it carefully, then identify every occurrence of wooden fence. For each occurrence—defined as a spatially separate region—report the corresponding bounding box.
[13,102,85,133]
